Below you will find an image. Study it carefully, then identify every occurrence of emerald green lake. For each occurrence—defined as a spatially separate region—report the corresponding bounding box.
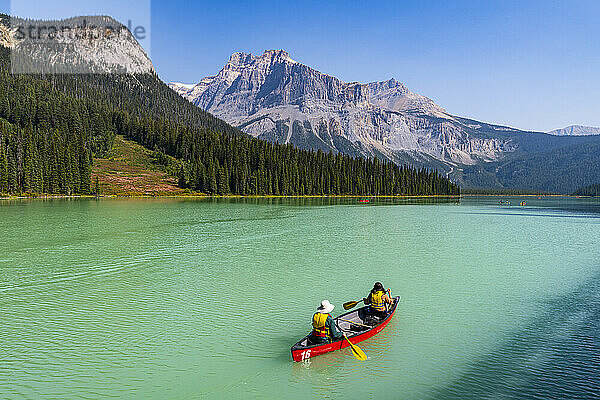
[2,196,600,399]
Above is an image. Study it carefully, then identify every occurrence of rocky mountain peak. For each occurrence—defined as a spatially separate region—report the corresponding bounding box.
[226,49,296,68]
[169,50,519,168]
[261,49,296,63]
[227,51,255,66]
[5,15,154,74]
[171,49,443,116]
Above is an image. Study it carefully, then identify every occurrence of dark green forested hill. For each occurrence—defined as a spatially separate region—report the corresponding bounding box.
[573,184,600,197]
[0,45,459,196]
[456,138,600,194]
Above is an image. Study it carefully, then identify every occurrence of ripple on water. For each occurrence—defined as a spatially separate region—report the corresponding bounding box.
[0,253,163,293]
[432,273,600,400]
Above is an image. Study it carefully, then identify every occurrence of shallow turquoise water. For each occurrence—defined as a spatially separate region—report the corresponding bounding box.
[1,196,599,399]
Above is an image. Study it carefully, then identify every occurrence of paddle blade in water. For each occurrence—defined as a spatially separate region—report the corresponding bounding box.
[350,344,367,361]
[344,334,367,361]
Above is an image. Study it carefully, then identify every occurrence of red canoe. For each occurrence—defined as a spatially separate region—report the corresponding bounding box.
[291,296,400,361]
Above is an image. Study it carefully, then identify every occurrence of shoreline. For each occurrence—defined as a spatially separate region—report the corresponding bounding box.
[1,193,598,201]
[460,194,589,198]
[0,193,462,200]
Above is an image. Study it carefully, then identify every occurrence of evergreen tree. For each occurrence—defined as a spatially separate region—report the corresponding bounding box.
[94,176,100,196]
[209,164,218,194]
[0,135,7,193]
[218,166,229,195]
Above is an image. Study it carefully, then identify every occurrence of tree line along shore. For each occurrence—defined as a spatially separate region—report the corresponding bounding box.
[0,46,459,197]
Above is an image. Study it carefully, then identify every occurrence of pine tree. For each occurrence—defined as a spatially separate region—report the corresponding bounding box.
[209,164,218,195]
[178,165,187,188]
[94,176,100,196]
[0,136,7,193]
[273,173,280,196]
[218,166,229,195]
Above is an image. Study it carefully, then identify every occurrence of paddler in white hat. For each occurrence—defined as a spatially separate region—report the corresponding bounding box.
[307,300,344,345]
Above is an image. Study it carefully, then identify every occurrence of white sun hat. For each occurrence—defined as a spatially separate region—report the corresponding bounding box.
[317,299,335,313]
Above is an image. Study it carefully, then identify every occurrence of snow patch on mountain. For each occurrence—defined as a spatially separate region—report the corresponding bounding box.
[170,82,195,90]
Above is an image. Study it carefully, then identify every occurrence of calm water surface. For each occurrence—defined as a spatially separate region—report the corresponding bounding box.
[1,196,600,399]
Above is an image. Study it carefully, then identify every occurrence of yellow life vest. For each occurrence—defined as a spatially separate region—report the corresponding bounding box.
[312,312,331,338]
[370,290,386,311]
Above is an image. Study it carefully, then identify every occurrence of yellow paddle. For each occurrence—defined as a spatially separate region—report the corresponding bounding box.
[343,299,364,310]
[344,333,367,361]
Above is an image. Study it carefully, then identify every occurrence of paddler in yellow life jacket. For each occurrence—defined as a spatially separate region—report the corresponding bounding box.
[307,300,344,345]
[364,282,394,320]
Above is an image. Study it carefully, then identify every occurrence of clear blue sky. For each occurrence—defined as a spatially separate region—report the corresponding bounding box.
[3,0,600,132]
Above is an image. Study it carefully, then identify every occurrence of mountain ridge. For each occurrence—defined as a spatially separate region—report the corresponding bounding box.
[170,49,521,169]
[5,14,154,74]
[548,125,600,136]
[169,49,600,193]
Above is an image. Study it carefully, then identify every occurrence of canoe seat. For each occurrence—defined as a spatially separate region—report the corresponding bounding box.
[349,324,369,332]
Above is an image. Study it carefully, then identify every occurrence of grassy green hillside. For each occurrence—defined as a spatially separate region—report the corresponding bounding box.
[92,136,184,196]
